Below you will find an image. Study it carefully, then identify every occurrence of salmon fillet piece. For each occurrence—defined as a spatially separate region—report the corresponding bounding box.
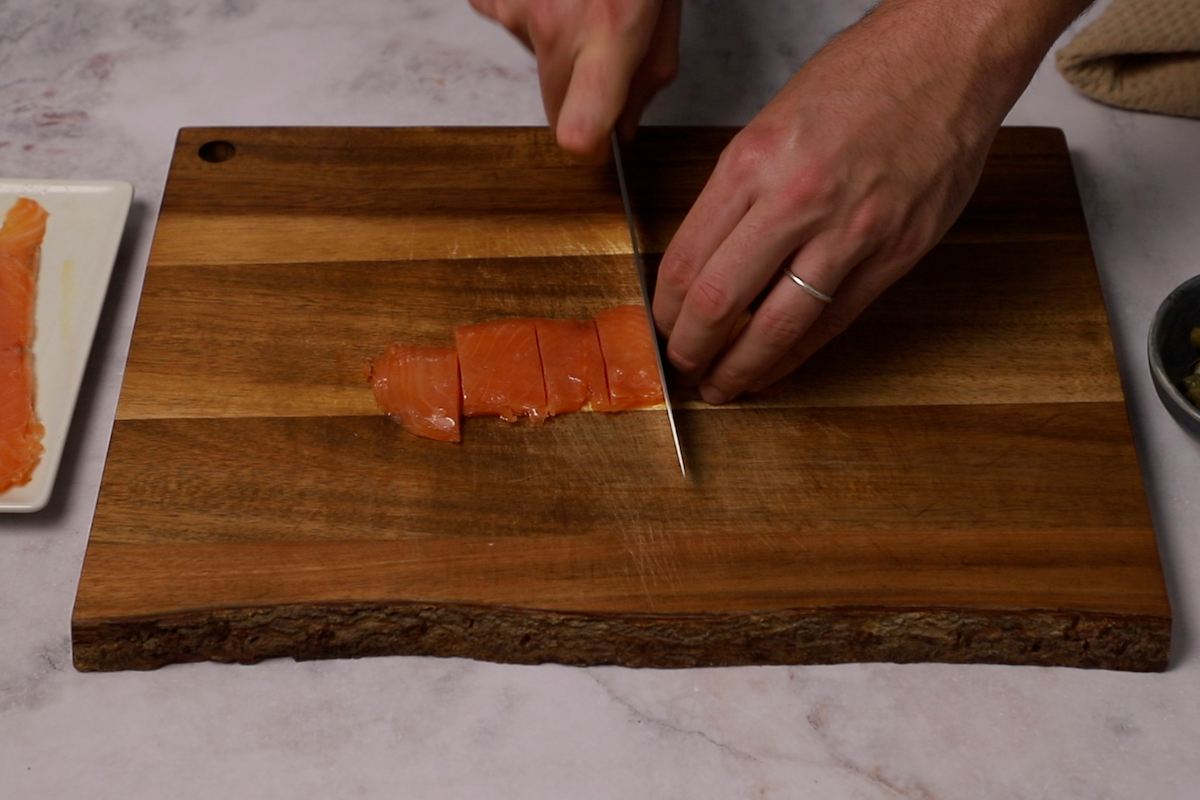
[0,254,34,349]
[370,306,663,442]
[534,317,611,415]
[368,344,461,443]
[0,197,49,265]
[455,318,547,421]
[594,304,664,410]
[0,347,44,491]
[0,197,47,491]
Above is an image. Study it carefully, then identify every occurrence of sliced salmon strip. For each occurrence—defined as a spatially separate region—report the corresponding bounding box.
[368,344,461,443]
[0,254,34,349]
[370,305,664,443]
[0,197,46,491]
[594,304,664,410]
[0,346,44,492]
[534,317,611,415]
[0,197,49,265]
[455,318,547,421]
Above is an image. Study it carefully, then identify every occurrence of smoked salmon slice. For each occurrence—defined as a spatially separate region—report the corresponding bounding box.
[455,318,547,421]
[0,196,47,492]
[370,305,664,443]
[594,304,664,410]
[0,196,46,491]
[0,347,44,491]
[0,198,48,265]
[534,318,611,415]
[368,344,461,443]
[0,254,34,349]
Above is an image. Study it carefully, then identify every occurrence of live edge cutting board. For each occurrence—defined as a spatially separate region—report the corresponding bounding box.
[73,127,1171,672]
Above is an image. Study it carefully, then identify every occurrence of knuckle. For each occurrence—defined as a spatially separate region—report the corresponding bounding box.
[721,128,775,181]
[686,276,737,326]
[846,198,889,242]
[756,305,808,349]
[592,0,623,30]
[890,225,935,266]
[658,250,700,294]
[526,1,560,39]
[778,161,838,210]
[666,345,699,373]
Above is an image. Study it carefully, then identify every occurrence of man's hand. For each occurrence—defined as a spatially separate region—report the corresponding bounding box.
[469,0,681,159]
[653,0,1089,403]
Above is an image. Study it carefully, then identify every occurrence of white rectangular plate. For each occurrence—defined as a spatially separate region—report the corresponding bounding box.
[0,179,133,513]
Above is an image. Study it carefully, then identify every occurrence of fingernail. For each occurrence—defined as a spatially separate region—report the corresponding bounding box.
[699,384,730,405]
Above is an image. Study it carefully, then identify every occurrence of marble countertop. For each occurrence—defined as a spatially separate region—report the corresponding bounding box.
[3,1,1199,796]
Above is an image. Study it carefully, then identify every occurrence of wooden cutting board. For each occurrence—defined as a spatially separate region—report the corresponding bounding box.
[72,126,1171,672]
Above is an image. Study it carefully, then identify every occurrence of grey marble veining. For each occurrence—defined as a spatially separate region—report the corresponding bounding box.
[2,1,1199,797]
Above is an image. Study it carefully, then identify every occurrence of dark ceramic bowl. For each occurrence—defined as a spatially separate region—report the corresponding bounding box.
[1149,274,1200,437]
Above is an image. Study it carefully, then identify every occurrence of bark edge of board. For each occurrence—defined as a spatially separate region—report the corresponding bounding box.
[72,601,1171,673]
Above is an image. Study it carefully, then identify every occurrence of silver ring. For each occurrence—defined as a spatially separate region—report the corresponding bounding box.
[786,269,833,304]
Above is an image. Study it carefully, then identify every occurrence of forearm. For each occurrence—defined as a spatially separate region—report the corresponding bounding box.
[845,0,1092,139]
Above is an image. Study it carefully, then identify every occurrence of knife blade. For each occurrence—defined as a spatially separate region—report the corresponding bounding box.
[610,133,688,478]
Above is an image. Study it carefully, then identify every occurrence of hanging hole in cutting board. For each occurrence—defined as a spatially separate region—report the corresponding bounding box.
[198,140,236,163]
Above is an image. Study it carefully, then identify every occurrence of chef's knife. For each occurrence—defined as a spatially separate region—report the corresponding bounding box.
[610,133,688,478]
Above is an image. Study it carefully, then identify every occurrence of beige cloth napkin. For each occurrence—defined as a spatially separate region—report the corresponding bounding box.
[1057,0,1200,118]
